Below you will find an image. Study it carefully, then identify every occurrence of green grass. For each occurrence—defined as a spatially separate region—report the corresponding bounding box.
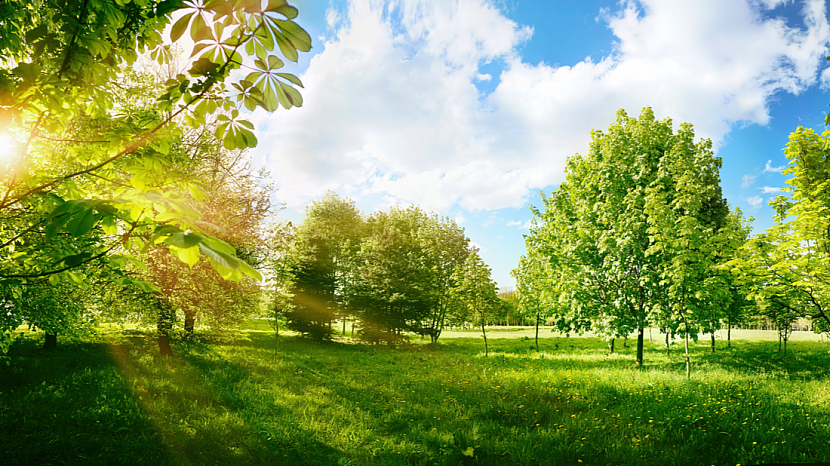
[1,324,829,465]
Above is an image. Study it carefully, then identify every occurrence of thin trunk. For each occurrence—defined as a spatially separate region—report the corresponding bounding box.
[710,333,715,353]
[609,338,615,355]
[274,319,279,362]
[535,312,540,351]
[623,336,628,348]
[665,332,670,357]
[636,326,644,369]
[342,317,346,336]
[44,332,57,351]
[351,316,355,338]
[727,324,731,348]
[481,314,488,357]
[184,312,195,338]
[157,299,174,357]
[684,328,690,379]
[649,327,653,342]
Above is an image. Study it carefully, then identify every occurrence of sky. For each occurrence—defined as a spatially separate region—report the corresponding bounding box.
[245,0,830,289]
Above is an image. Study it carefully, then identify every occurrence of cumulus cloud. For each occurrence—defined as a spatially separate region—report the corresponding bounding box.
[760,186,784,194]
[506,220,523,227]
[747,195,764,209]
[252,0,830,213]
[741,174,757,188]
[764,159,788,173]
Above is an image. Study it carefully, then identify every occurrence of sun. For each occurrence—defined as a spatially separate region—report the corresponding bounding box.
[0,134,17,163]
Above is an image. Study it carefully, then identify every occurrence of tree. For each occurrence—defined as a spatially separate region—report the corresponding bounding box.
[523,108,743,369]
[0,0,311,355]
[727,127,830,341]
[642,120,743,376]
[284,193,364,340]
[513,251,556,351]
[453,249,499,356]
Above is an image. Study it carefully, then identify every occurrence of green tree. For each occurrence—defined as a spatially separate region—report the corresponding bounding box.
[727,127,830,341]
[284,193,364,340]
[0,0,310,354]
[523,108,743,369]
[642,120,744,376]
[453,249,499,356]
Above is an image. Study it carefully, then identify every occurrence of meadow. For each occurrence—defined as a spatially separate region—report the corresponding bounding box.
[1,322,829,466]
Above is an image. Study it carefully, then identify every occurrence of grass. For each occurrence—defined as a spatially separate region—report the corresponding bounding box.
[1,323,829,465]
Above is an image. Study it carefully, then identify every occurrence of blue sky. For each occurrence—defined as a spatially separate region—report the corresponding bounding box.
[249,0,830,288]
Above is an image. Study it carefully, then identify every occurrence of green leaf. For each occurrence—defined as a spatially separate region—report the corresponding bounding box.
[190,13,212,42]
[170,13,192,42]
[163,231,204,249]
[276,72,303,88]
[171,245,200,267]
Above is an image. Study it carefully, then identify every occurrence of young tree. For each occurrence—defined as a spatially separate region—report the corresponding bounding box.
[454,249,499,356]
[643,122,744,376]
[727,127,830,340]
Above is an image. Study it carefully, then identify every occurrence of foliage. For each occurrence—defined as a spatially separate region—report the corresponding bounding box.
[284,193,364,340]
[727,127,830,338]
[453,249,500,355]
[0,0,312,354]
[523,108,745,369]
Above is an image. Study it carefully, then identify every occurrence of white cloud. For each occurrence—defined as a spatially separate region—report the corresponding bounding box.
[253,0,830,213]
[741,174,757,188]
[760,185,783,194]
[506,220,522,227]
[764,159,788,173]
[747,195,764,209]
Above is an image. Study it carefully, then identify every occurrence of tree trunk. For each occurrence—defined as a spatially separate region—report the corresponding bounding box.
[44,332,57,351]
[157,299,175,357]
[481,316,488,357]
[649,327,653,342]
[665,332,670,357]
[710,333,715,353]
[351,317,355,339]
[342,318,346,336]
[727,324,731,348]
[184,312,195,338]
[636,327,644,369]
[623,336,628,348]
[609,338,615,355]
[535,312,540,351]
[274,319,279,362]
[684,328,690,379]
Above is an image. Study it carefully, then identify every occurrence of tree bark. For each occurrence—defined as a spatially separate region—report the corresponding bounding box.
[609,338,615,355]
[274,319,279,362]
[535,312,540,351]
[684,328,690,379]
[665,332,670,356]
[184,312,195,338]
[44,332,57,351]
[157,299,175,357]
[636,327,644,369]
[481,316,488,357]
[710,333,715,353]
[727,324,731,348]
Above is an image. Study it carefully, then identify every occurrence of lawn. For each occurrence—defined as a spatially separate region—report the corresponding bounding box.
[1,323,829,465]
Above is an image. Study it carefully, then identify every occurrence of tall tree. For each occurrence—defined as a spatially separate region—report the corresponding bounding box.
[285,193,364,340]
[523,107,742,369]
[643,121,742,376]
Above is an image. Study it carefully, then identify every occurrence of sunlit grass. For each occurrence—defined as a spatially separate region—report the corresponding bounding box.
[1,323,828,465]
